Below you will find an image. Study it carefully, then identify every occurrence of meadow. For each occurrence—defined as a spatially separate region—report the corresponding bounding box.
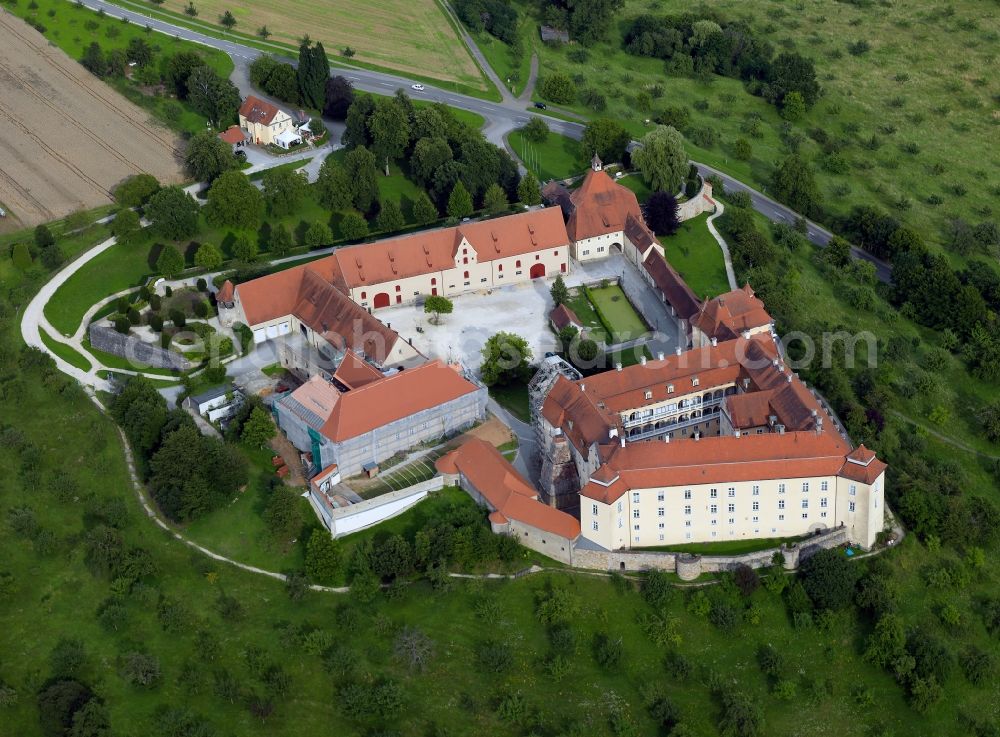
[661,213,732,298]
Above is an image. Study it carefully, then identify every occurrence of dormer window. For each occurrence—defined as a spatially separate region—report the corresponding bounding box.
[463,248,467,255]
[667,384,674,393]
[644,390,652,400]
[692,377,700,387]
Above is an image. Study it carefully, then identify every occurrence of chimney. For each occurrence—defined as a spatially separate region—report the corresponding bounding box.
[664,434,670,443]
[742,378,751,389]
[657,352,664,360]
[777,424,785,434]
[711,337,717,347]
[811,409,818,417]
[786,374,793,383]
[620,436,625,448]
[772,359,779,367]
[675,347,682,356]
[741,330,751,339]
[616,363,622,372]
[735,429,741,438]
[694,432,701,441]
[580,383,585,392]
[640,356,647,366]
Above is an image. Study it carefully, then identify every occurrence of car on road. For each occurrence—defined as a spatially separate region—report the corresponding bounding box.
[533,101,547,109]
[411,83,425,91]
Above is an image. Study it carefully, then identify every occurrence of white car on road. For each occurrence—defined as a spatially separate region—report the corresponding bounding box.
[411,83,425,91]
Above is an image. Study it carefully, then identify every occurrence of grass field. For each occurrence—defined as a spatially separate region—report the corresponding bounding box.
[587,284,647,342]
[40,328,93,372]
[565,289,610,344]
[489,382,531,423]
[508,129,586,181]
[149,0,486,92]
[661,213,731,298]
[478,0,999,269]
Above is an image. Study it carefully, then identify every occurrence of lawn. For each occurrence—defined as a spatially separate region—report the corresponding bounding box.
[39,328,92,372]
[8,0,233,135]
[661,213,731,298]
[565,289,610,344]
[473,30,532,97]
[508,129,586,181]
[140,0,489,94]
[489,381,531,423]
[586,284,647,342]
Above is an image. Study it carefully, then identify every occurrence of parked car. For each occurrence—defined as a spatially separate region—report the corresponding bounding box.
[411,83,425,91]
[533,101,547,109]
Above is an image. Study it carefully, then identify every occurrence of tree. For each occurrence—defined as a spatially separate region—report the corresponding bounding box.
[256,25,270,39]
[781,91,806,121]
[718,690,763,737]
[447,181,474,219]
[368,97,411,176]
[304,529,341,583]
[864,613,906,667]
[480,331,532,386]
[733,138,753,160]
[767,52,820,107]
[394,627,435,672]
[373,534,412,580]
[374,200,405,232]
[770,154,821,217]
[344,146,379,212]
[316,157,353,210]
[521,117,550,143]
[633,125,688,194]
[166,51,205,98]
[518,171,542,205]
[413,192,438,224]
[539,73,577,104]
[233,232,258,262]
[323,75,354,119]
[340,212,368,241]
[81,42,107,77]
[424,295,453,324]
[205,171,264,230]
[126,36,153,67]
[978,402,1000,443]
[822,236,852,268]
[106,48,128,78]
[184,129,236,182]
[270,222,292,256]
[264,63,300,104]
[262,168,307,217]
[248,54,279,88]
[483,183,508,216]
[644,191,680,235]
[304,221,333,247]
[121,651,161,687]
[114,173,160,208]
[577,337,598,363]
[34,224,55,249]
[799,548,857,610]
[37,679,96,737]
[156,246,185,278]
[186,66,240,127]
[296,40,329,109]
[191,243,221,271]
[410,137,453,185]
[111,209,142,245]
[241,406,275,448]
[342,95,375,148]
[219,9,236,29]
[550,274,569,306]
[582,118,631,165]
[264,484,301,540]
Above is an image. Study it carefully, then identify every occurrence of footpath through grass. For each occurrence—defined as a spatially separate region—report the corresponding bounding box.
[40,328,92,372]
[661,213,731,298]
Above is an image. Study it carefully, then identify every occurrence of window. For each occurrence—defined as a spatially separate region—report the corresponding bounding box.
[658,508,665,517]
[667,384,674,393]
[802,482,810,492]
[710,488,718,499]
[728,503,735,513]
[497,264,503,272]
[463,270,469,279]
[644,390,652,400]
[582,250,590,255]
[684,505,691,515]
[515,270,521,275]
[592,520,598,531]
[685,521,691,527]
[658,522,664,529]
[820,497,828,508]
[617,501,622,513]
[560,263,567,273]
[632,492,640,504]
[712,531,717,538]
[752,501,759,511]
[728,487,735,497]
[778,483,786,494]
[598,246,605,252]
[686,533,692,539]
[480,277,487,283]
[633,524,639,531]
[463,257,468,264]
[752,485,760,495]
[515,260,521,267]
[710,504,717,514]
[802,513,808,519]
[633,509,640,519]
[553,250,558,256]
[802,499,809,509]
[535,254,540,260]
[821,480,828,491]
[728,518,735,525]
[462,248,467,255]
[692,377,700,387]
[849,501,856,512]
[711,519,717,526]
[778,514,785,521]
[849,484,857,496]
[658,491,666,502]
[752,515,759,522]
[431,278,436,285]
[778,500,785,510]
[683,490,691,500]
[659,534,665,541]
[360,291,367,299]
[592,504,598,516]
[618,519,623,528]
[820,512,827,518]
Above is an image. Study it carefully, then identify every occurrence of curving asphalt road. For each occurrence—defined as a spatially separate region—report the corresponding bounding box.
[75,0,890,282]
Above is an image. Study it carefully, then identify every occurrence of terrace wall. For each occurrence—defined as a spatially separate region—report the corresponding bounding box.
[88,324,190,371]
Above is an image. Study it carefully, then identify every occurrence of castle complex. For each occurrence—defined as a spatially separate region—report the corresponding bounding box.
[228,156,885,557]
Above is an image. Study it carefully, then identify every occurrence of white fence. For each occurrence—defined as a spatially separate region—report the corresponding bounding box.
[321,477,444,537]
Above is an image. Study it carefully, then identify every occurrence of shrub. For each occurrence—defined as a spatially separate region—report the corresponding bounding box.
[148,313,164,332]
[113,316,130,334]
[196,277,207,291]
[193,300,209,318]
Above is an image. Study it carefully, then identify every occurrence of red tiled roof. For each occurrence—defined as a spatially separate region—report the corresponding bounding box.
[216,279,235,303]
[333,350,383,390]
[643,249,702,320]
[839,444,887,484]
[567,169,643,241]
[321,361,478,442]
[550,303,582,330]
[692,284,772,341]
[581,431,855,504]
[239,95,282,126]
[436,438,581,540]
[218,126,245,144]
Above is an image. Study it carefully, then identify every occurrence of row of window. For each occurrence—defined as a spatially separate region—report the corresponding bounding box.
[630,481,855,505]
[601,508,851,535]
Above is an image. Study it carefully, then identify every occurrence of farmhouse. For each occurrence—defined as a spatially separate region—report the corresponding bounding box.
[274,359,487,477]
[238,95,298,147]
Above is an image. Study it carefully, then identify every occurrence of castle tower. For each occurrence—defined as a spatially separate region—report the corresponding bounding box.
[591,152,602,172]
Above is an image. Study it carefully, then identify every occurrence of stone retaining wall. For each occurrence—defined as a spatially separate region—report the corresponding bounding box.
[89,323,190,371]
[677,180,715,221]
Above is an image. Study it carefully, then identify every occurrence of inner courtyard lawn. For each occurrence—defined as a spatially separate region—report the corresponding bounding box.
[586,284,648,342]
[661,213,732,299]
[565,290,610,344]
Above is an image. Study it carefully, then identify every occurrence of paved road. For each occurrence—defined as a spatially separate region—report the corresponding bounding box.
[79,0,891,282]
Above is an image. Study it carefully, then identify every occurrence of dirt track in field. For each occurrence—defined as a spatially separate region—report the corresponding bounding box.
[0,15,185,231]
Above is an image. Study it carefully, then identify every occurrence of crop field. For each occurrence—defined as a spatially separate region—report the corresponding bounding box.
[155,0,486,90]
[0,16,184,232]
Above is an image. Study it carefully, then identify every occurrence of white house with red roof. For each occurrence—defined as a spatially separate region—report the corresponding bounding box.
[238,95,297,147]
